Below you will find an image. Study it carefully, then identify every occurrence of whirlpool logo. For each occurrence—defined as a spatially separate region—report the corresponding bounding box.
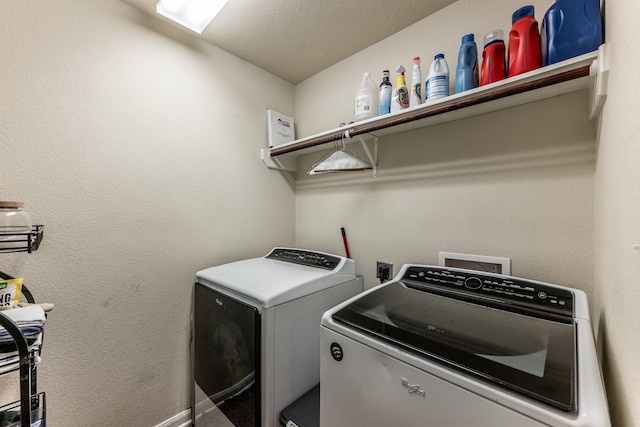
[400,377,426,398]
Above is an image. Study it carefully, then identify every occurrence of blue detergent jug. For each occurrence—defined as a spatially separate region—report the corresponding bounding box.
[454,34,479,94]
[542,0,603,65]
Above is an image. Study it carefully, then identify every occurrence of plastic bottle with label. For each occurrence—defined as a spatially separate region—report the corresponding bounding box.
[454,34,479,94]
[480,30,506,86]
[425,54,449,102]
[409,57,423,107]
[354,72,379,122]
[508,5,542,77]
[541,0,603,66]
[379,70,392,115]
[391,65,409,113]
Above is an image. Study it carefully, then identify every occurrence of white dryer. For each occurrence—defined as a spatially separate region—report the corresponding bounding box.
[321,265,610,426]
[192,248,363,427]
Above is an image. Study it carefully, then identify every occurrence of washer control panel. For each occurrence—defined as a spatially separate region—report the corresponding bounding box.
[402,266,574,318]
[266,248,342,270]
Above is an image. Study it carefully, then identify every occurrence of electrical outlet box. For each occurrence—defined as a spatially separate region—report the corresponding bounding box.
[438,252,511,275]
[376,261,393,281]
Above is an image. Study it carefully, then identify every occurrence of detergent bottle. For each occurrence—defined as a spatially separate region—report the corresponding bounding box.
[454,34,479,93]
[354,72,378,121]
[480,30,506,86]
[508,5,542,77]
[541,0,603,65]
[409,57,423,107]
[425,54,449,101]
[391,65,409,113]
[379,70,392,115]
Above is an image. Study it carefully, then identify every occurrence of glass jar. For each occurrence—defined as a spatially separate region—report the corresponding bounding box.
[0,201,32,237]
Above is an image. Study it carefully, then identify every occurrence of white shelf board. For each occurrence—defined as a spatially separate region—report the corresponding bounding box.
[263,51,599,169]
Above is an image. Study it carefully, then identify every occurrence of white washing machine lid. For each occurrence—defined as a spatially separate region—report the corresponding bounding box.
[196,248,356,308]
[325,265,586,412]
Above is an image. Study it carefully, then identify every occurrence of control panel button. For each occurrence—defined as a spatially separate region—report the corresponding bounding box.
[464,277,483,290]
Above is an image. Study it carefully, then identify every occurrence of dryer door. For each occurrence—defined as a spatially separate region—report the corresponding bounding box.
[193,282,261,427]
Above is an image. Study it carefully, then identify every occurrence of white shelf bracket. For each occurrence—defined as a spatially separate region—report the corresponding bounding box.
[355,134,378,178]
[260,148,297,171]
[589,43,610,120]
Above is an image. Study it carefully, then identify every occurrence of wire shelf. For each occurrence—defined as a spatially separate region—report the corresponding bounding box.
[0,226,44,254]
[0,392,45,426]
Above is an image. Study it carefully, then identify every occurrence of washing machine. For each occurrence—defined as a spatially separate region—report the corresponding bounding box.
[321,264,610,426]
[191,247,363,427]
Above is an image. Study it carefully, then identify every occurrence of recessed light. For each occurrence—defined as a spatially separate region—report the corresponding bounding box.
[156,0,230,34]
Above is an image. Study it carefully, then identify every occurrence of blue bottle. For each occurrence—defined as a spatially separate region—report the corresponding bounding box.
[542,0,603,66]
[454,34,479,94]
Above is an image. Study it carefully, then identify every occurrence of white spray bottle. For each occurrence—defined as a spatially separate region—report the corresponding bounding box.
[409,56,423,107]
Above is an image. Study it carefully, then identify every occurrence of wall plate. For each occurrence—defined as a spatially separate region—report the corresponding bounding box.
[438,252,511,275]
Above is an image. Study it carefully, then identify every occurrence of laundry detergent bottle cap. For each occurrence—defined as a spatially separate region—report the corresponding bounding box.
[485,29,504,46]
[480,29,506,86]
[512,5,535,23]
[425,54,449,101]
[391,65,409,112]
[508,5,542,77]
[461,33,475,44]
[409,56,423,107]
[354,71,379,121]
[454,33,479,94]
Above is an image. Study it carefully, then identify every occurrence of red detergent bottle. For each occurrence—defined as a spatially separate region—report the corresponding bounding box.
[480,30,506,86]
[508,5,542,77]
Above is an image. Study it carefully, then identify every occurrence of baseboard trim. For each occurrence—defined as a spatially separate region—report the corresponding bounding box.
[154,409,191,427]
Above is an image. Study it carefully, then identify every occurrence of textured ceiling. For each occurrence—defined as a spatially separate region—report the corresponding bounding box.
[120,0,456,84]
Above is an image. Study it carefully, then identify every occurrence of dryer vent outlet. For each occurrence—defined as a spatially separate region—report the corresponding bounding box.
[377,262,393,282]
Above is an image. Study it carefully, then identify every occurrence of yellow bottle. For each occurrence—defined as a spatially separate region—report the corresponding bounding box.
[391,65,409,113]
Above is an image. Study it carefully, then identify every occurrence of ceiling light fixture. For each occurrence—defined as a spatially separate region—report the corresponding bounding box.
[156,0,230,34]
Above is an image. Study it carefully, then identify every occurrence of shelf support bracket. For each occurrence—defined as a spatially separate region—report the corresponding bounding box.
[589,43,609,120]
[260,148,297,172]
[346,131,378,178]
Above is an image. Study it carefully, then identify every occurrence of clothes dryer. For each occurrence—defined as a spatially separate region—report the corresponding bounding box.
[192,248,363,427]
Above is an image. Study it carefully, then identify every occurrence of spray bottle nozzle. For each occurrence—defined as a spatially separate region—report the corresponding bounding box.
[395,65,405,75]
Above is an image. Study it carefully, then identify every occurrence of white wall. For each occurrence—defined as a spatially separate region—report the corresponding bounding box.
[294,0,596,298]
[4,0,637,426]
[295,92,595,293]
[0,1,295,426]
[595,0,640,425]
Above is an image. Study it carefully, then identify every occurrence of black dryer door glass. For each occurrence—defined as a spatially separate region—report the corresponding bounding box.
[194,282,261,426]
[333,281,576,411]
